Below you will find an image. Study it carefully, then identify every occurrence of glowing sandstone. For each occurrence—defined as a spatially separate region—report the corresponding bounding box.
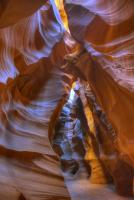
[0,0,133,199]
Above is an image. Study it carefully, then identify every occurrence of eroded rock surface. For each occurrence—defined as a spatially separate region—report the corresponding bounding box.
[0,0,133,199]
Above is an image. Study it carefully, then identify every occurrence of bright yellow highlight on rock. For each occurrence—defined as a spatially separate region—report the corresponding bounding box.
[54,0,69,30]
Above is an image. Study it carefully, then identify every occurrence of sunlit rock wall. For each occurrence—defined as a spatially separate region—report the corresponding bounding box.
[0,1,75,199]
[75,81,133,196]
[64,0,134,169]
[0,0,134,199]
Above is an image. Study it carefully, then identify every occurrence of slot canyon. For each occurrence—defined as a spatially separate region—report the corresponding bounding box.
[0,0,133,199]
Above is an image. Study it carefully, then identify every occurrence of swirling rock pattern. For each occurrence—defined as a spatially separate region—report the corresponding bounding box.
[0,0,134,199]
[64,0,134,168]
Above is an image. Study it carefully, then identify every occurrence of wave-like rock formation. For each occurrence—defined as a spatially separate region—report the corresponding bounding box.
[64,0,134,168]
[0,0,133,199]
[0,1,74,199]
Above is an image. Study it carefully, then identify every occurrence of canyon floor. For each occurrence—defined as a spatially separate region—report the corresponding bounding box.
[65,164,133,200]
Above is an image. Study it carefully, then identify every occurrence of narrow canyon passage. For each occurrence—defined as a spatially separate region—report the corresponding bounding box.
[54,84,133,200]
[0,0,133,199]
